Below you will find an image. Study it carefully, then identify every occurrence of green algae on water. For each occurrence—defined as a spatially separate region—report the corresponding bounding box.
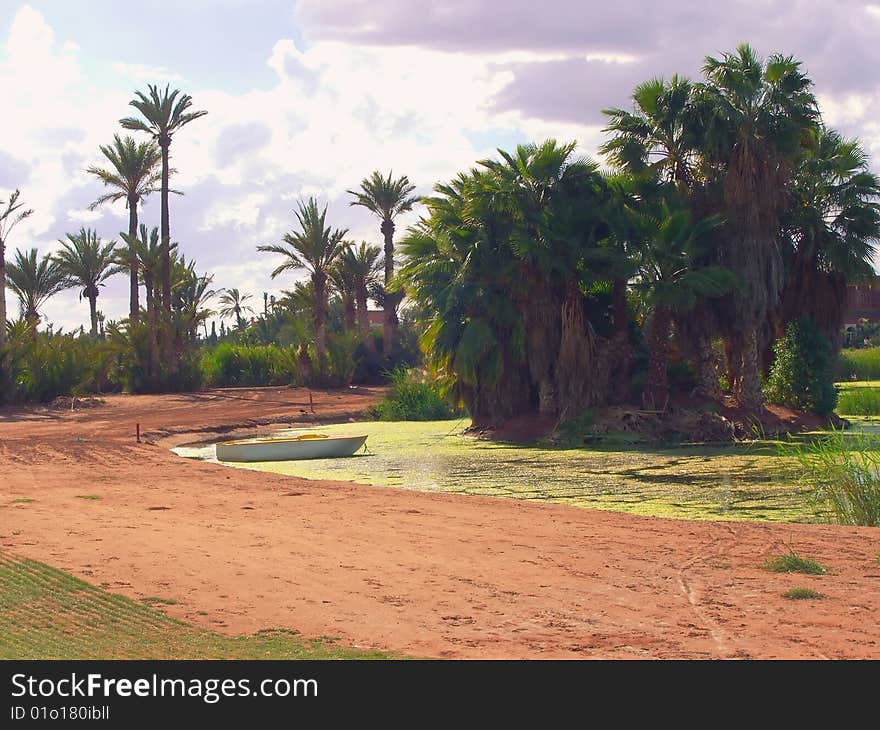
[176,419,818,523]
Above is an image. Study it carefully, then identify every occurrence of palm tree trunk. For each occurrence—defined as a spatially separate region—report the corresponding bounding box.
[343,295,356,331]
[735,326,764,411]
[145,274,159,388]
[695,334,723,401]
[0,238,6,349]
[159,137,176,378]
[356,286,376,356]
[611,276,631,403]
[159,140,171,313]
[381,217,396,356]
[643,305,672,410]
[313,271,327,361]
[128,196,139,322]
[89,294,98,337]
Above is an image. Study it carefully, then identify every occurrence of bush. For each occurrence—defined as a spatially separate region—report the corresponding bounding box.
[200,343,299,388]
[784,429,880,526]
[765,318,837,416]
[368,367,458,421]
[836,347,880,381]
[836,386,880,415]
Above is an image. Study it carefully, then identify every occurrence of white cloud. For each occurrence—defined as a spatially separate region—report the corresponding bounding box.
[112,62,184,82]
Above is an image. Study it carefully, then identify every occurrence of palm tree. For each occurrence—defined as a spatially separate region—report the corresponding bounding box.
[778,127,880,347]
[217,288,254,331]
[694,43,818,410]
[348,171,418,354]
[120,85,206,319]
[120,225,172,386]
[86,134,162,321]
[5,248,68,329]
[633,201,734,407]
[600,74,699,189]
[0,189,33,348]
[329,254,358,332]
[341,241,383,343]
[52,228,119,336]
[258,198,348,360]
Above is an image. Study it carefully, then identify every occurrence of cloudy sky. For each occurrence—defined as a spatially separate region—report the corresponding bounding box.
[2,0,879,331]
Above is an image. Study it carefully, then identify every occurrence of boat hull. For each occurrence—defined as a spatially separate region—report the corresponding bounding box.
[216,435,367,462]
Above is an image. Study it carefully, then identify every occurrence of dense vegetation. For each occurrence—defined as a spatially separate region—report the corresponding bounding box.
[2,45,879,426]
[399,45,880,424]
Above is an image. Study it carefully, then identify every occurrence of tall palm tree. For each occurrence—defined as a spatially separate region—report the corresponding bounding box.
[0,189,33,348]
[5,248,68,329]
[258,198,348,360]
[600,74,699,189]
[632,201,733,407]
[86,134,162,321]
[348,171,419,354]
[329,254,358,332]
[120,85,206,318]
[341,241,383,343]
[778,127,880,346]
[120,225,172,386]
[217,288,254,331]
[52,228,119,336]
[694,43,818,410]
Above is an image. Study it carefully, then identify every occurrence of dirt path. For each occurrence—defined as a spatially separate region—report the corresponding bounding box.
[1,388,879,659]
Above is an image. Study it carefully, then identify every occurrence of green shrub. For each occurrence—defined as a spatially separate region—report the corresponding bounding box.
[200,343,299,388]
[783,429,880,526]
[762,552,826,575]
[836,347,880,381]
[782,587,823,600]
[765,318,837,416]
[836,386,880,415]
[368,367,458,421]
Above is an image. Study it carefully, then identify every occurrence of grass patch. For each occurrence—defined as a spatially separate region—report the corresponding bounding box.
[762,551,826,575]
[836,386,880,416]
[10,498,34,504]
[140,596,178,606]
[781,429,880,526]
[837,347,880,381]
[0,552,391,659]
[782,587,824,600]
[75,494,102,500]
[367,367,459,421]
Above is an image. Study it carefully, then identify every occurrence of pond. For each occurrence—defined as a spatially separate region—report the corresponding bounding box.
[174,419,823,523]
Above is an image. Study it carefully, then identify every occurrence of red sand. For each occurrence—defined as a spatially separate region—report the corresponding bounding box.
[1,387,878,659]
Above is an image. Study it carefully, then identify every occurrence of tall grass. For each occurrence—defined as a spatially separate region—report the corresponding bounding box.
[368,367,458,421]
[200,343,299,388]
[784,429,880,526]
[836,386,880,415]
[837,347,880,381]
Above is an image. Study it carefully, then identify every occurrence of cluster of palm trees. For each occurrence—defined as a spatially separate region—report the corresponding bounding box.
[257,171,417,364]
[0,84,213,389]
[399,45,880,424]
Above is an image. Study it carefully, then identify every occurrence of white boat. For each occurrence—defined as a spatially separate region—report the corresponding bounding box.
[215,433,367,462]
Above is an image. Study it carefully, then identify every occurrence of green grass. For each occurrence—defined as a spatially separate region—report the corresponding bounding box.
[0,552,390,659]
[75,494,102,500]
[836,385,880,415]
[140,596,178,606]
[762,551,826,575]
[837,347,880,381]
[10,498,34,504]
[782,428,880,526]
[782,587,824,600]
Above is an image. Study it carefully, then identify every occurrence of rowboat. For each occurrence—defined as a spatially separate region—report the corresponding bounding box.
[215,433,367,462]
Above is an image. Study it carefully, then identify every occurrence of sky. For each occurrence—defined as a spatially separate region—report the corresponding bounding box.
[2,0,880,332]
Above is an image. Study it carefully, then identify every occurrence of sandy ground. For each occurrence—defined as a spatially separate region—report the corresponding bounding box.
[1,387,879,659]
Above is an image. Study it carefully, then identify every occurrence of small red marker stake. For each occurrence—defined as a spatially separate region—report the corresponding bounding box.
[136,422,141,443]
